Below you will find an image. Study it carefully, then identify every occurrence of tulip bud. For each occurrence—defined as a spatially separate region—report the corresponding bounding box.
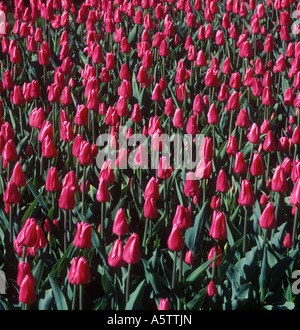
[74,221,92,249]
[158,298,170,310]
[209,211,227,240]
[108,238,126,267]
[207,280,218,297]
[19,275,37,305]
[259,202,276,230]
[68,257,91,285]
[238,180,255,206]
[113,208,129,237]
[122,233,141,264]
[167,224,184,251]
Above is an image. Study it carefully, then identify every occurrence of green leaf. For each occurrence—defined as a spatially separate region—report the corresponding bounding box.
[185,255,220,284]
[125,279,146,310]
[185,202,207,255]
[48,276,69,310]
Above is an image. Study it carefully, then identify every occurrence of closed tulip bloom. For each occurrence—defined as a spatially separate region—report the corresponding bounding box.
[238,180,255,206]
[134,144,148,167]
[68,257,91,285]
[290,179,300,206]
[157,156,173,179]
[16,218,37,247]
[113,208,129,237]
[259,202,276,229]
[264,34,274,53]
[122,233,141,264]
[131,104,143,122]
[2,71,14,90]
[17,261,36,287]
[228,91,240,110]
[4,181,21,205]
[247,123,260,144]
[172,204,191,230]
[29,107,45,129]
[207,104,220,125]
[260,119,270,135]
[199,137,213,160]
[59,186,76,210]
[271,165,288,193]
[118,79,132,99]
[236,108,250,128]
[263,130,277,152]
[144,177,159,201]
[108,239,126,267]
[226,135,239,157]
[12,161,26,187]
[74,105,88,126]
[284,88,294,106]
[78,141,93,166]
[208,246,222,268]
[144,197,158,219]
[216,169,229,193]
[250,152,265,176]
[42,136,57,159]
[62,171,79,192]
[173,108,184,128]
[38,121,53,142]
[2,139,18,163]
[74,221,92,249]
[184,171,200,197]
[207,280,218,297]
[106,52,115,70]
[204,68,220,87]
[186,115,198,134]
[234,152,248,174]
[209,210,227,240]
[218,83,230,102]
[60,120,74,142]
[99,159,115,185]
[283,233,293,248]
[195,156,212,179]
[262,86,274,106]
[45,167,60,192]
[167,224,184,252]
[184,250,194,266]
[292,126,300,145]
[158,298,169,310]
[96,178,110,203]
[19,275,37,305]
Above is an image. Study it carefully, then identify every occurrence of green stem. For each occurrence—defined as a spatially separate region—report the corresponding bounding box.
[260,229,268,303]
[243,207,248,254]
[125,263,132,305]
[101,202,105,240]
[292,205,298,249]
[82,166,86,216]
[79,285,83,310]
[72,284,77,310]
[64,210,67,252]
[171,251,177,290]
[142,217,149,247]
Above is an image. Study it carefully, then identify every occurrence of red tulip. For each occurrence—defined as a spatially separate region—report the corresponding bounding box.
[59,186,76,210]
[172,204,191,230]
[74,221,92,249]
[250,152,265,176]
[3,181,21,205]
[158,298,170,310]
[167,224,184,252]
[271,165,288,193]
[19,275,37,305]
[238,180,255,207]
[16,218,37,247]
[209,210,227,240]
[68,257,91,285]
[113,208,129,237]
[216,169,229,193]
[144,197,158,219]
[17,261,36,287]
[108,239,126,267]
[122,233,141,264]
[11,161,26,187]
[259,202,276,229]
[207,280,218,297]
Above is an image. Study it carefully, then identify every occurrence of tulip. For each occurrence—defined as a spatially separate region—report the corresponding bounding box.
[209,211,227,241]
[259,202,276,230]
[19,275,37,305]
[3,181,21,205]
[158,298,169,310]
[68,257,91,285]
[144,177,159,201]
[184,250,194,266]
[167,224,184,252]
[59,185,75,210]
[17,262,36,287]
[250,153,265,177]
[16,218,37,248]
[234,152,248,175]
[144,197,158,220]
[208,246,222,268]
[113,208,129,237]
[74,221,92,249]
[271,165,288,193]
[207,280,218,297]
[283,233,293,249]
[172,204,191,230]
[108,239,126,268]
[11,161,26,187]
[173,108,184,128]
[216,169,229,193]
[238,180,255,207]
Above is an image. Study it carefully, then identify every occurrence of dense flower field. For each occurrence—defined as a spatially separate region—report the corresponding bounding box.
[1,0,300,311]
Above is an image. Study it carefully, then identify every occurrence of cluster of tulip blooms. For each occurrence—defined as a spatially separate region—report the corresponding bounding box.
[1,0,300,311]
